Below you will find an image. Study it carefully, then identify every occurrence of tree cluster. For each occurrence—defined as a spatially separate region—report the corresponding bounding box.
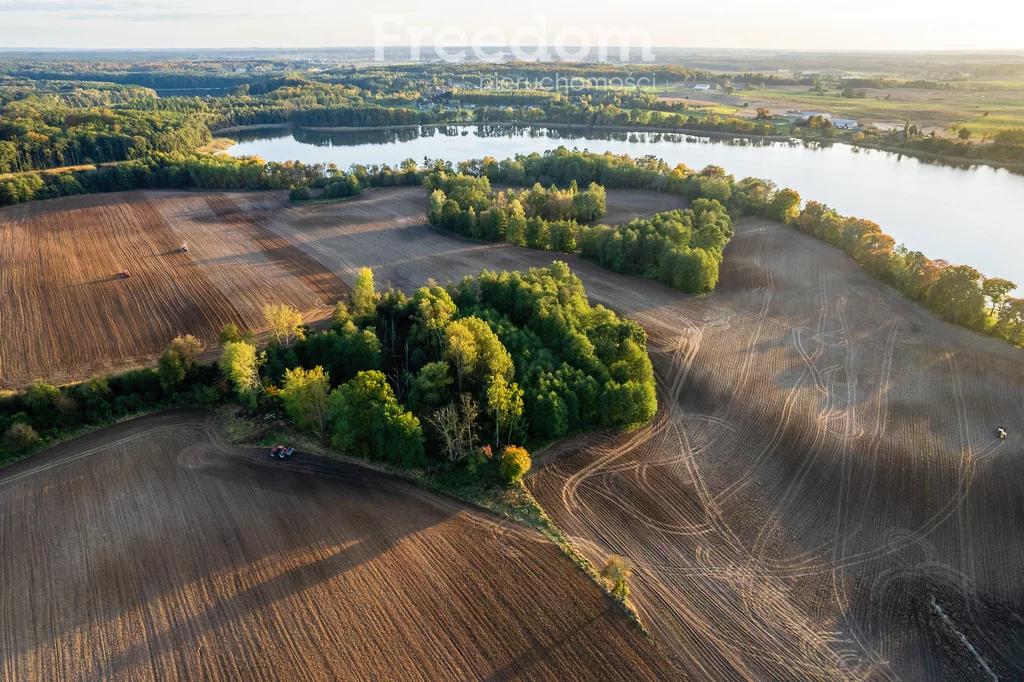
[424,172,607,250]
[578,202,732,294]
[425,150,738,295]
[216,263,657,485]
[1,339,227,464]
[793,198,1022,341]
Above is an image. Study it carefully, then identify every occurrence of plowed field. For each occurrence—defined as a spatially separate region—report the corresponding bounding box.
[0,188,666,389]
[7,186,1024,680]
[0,411,677,681]
[255,188,1024,680]
[0,191,344,389]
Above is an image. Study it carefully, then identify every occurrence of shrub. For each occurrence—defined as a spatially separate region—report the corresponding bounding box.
[24,380,60,414]
[5,423,41,453]
[289,186,312,201]
[218,323,243,345]
[499,445,532,486]
[601,555,634,600]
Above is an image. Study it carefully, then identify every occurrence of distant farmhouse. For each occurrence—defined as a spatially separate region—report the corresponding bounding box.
[780,111,859,130]
[782,111,834,121]
[693,84,711,92]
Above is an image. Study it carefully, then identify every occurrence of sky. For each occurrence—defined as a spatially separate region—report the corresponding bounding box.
[1,0,1023,52]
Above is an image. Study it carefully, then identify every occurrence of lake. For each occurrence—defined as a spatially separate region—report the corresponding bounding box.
[226,125,1024,287]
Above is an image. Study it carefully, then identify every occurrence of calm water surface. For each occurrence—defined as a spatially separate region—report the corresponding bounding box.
[227,126,1024,286]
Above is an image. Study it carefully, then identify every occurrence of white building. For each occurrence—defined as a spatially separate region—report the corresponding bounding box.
[831,118,858,130]
[694,84,711,91]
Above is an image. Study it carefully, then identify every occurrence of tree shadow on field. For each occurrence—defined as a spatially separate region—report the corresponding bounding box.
[480,607,617,682]
[75,531,378,680]
[0,420,458,679]
[81,274,129,285]
[837,565,1024,681]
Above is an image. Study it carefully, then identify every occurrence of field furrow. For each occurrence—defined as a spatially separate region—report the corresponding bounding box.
[203,194,350,305]
[0,412,679,682]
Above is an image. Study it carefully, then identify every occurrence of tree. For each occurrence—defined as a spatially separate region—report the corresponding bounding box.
[350,267,378,325]
[409,362,454,415]
[487,376,524,446]
[927,265,986,329]
[279,366,331,436]
[331,300,351,328]
[263,304,305,348]
[444,321,479,392]
[426,394,479,464]
[328,370,425,467]
[958,127,972,141]
[996,297,1024,346]
[158,334,204,393]
[505,199,528,247]
[572,183,607,222]
[218,323,247,345]
[755,108,771,120]
[981,278,1017,314]
[601,555,634,600]
[499,445,531,485]
[766,188,802,224]
[412,285,457,353]
[220,341,265,407]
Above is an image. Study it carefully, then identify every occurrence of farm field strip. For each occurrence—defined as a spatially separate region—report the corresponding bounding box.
[202,194,350,305]
[0,194,238,387]
[0,191,337,389]
[0,411,679,682]
[149,193,327,329]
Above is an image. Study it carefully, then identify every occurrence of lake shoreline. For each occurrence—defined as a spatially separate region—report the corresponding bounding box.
[212,121,796,143]
[213,121,1023,173]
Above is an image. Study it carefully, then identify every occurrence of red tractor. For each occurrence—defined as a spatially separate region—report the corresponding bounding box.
[121,270,131,279]
[269,445,294,459]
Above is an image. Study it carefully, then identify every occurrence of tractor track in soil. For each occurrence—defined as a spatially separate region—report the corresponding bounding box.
[6,186,1024,680]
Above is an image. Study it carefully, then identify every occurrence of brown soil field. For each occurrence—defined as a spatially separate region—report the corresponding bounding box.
[0,191,344,389]
[599,189,688,225]
[0,410,678,681]
[251,187,1024,680]
[0,188,667,390]
[7,186,1024,679]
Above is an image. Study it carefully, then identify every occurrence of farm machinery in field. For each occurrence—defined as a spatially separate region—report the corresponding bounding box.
[269,445,294,459]
[997,427,1008,440]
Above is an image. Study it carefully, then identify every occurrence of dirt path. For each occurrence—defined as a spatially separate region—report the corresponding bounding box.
[0,411,678,682]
